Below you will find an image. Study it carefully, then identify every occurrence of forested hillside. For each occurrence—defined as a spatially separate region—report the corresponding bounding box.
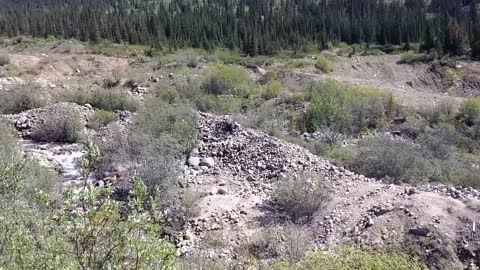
[0,0,479,57]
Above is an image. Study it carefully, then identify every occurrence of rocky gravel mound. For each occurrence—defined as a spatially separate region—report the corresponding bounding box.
[187,113,368,183]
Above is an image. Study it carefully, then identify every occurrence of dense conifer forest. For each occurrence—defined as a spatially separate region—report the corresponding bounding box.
[0,0,479,55]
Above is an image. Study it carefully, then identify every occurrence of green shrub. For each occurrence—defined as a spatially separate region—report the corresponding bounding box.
[417,124,459,160]
[286,59,308,69]
[306,81,393,134]
[0,161,176,269]
[0,54,9,66]
[63,88,139,112]
[314,56,334,73]
[214,49,245,65]
[134,98,198,154]
[175,80,243,114]
[273,173,330,223]
[400,51,416,63]
[90,89,139,112]
[348,137,434,184]
[399,51,434,64]
[421,102,455,125]
[31,111,83,143]
[202,64,252,97]
[0,86,45,114]
[88,110,118,129]
[458,97,480,126]
[262,80,283,100]
[265,247,425,270]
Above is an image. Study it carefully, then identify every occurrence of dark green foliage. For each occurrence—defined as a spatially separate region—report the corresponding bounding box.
[0,0,477,57]
[0,54,9,66]
[472,40,480,60]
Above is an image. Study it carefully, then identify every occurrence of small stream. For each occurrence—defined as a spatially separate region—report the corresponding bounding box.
[21,140,93,187]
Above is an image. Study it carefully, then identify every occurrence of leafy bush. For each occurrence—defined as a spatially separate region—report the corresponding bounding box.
[248,227,281,260]
[348,137,434,184]
[90,89,139,112]
[0,165,176,269]
[262,80,283,100]
[202,64,252,97]
[265,247,425,270]
[421,102,455,125]
[286,59,308,69]
[31,111,83,143]
[64,88,139,112]
[314,56,333,73]
[273,173,330,223]
[457,97,480,126]
[98,98,198,192]
[399,51,434,64]
[88,110,118,129]
[0,86,45,114]
[0,54,9,66]
[214,49,245,65]
[417,125,459,160]
[134,98,198,154]
[306,81,394,134]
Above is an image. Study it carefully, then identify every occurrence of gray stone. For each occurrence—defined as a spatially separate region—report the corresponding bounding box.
[187,157,200,167]
[408,227,430,237]
[200,157,215,168]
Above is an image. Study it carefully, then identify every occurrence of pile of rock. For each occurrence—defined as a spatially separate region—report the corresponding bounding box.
[424,185,480,200]
[131,86,148,95]
[185,114,367,185]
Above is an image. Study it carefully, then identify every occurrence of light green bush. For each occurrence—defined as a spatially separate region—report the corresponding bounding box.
[286,59,308,69]
[90,89,139,112]
[348,137,434,184]
[134,98,198,154]
[88,110,118,129]
[214,49,245,65]
[400,51,416,63]
[262,80,283,100]
[314,56,333,73]
[399,51,434,64]
[202,64,252,97]
[458,97,480,126]
[306,81,394,134]
[0,86,45,114]
[64,89,139,112]
[265,247,425,270]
